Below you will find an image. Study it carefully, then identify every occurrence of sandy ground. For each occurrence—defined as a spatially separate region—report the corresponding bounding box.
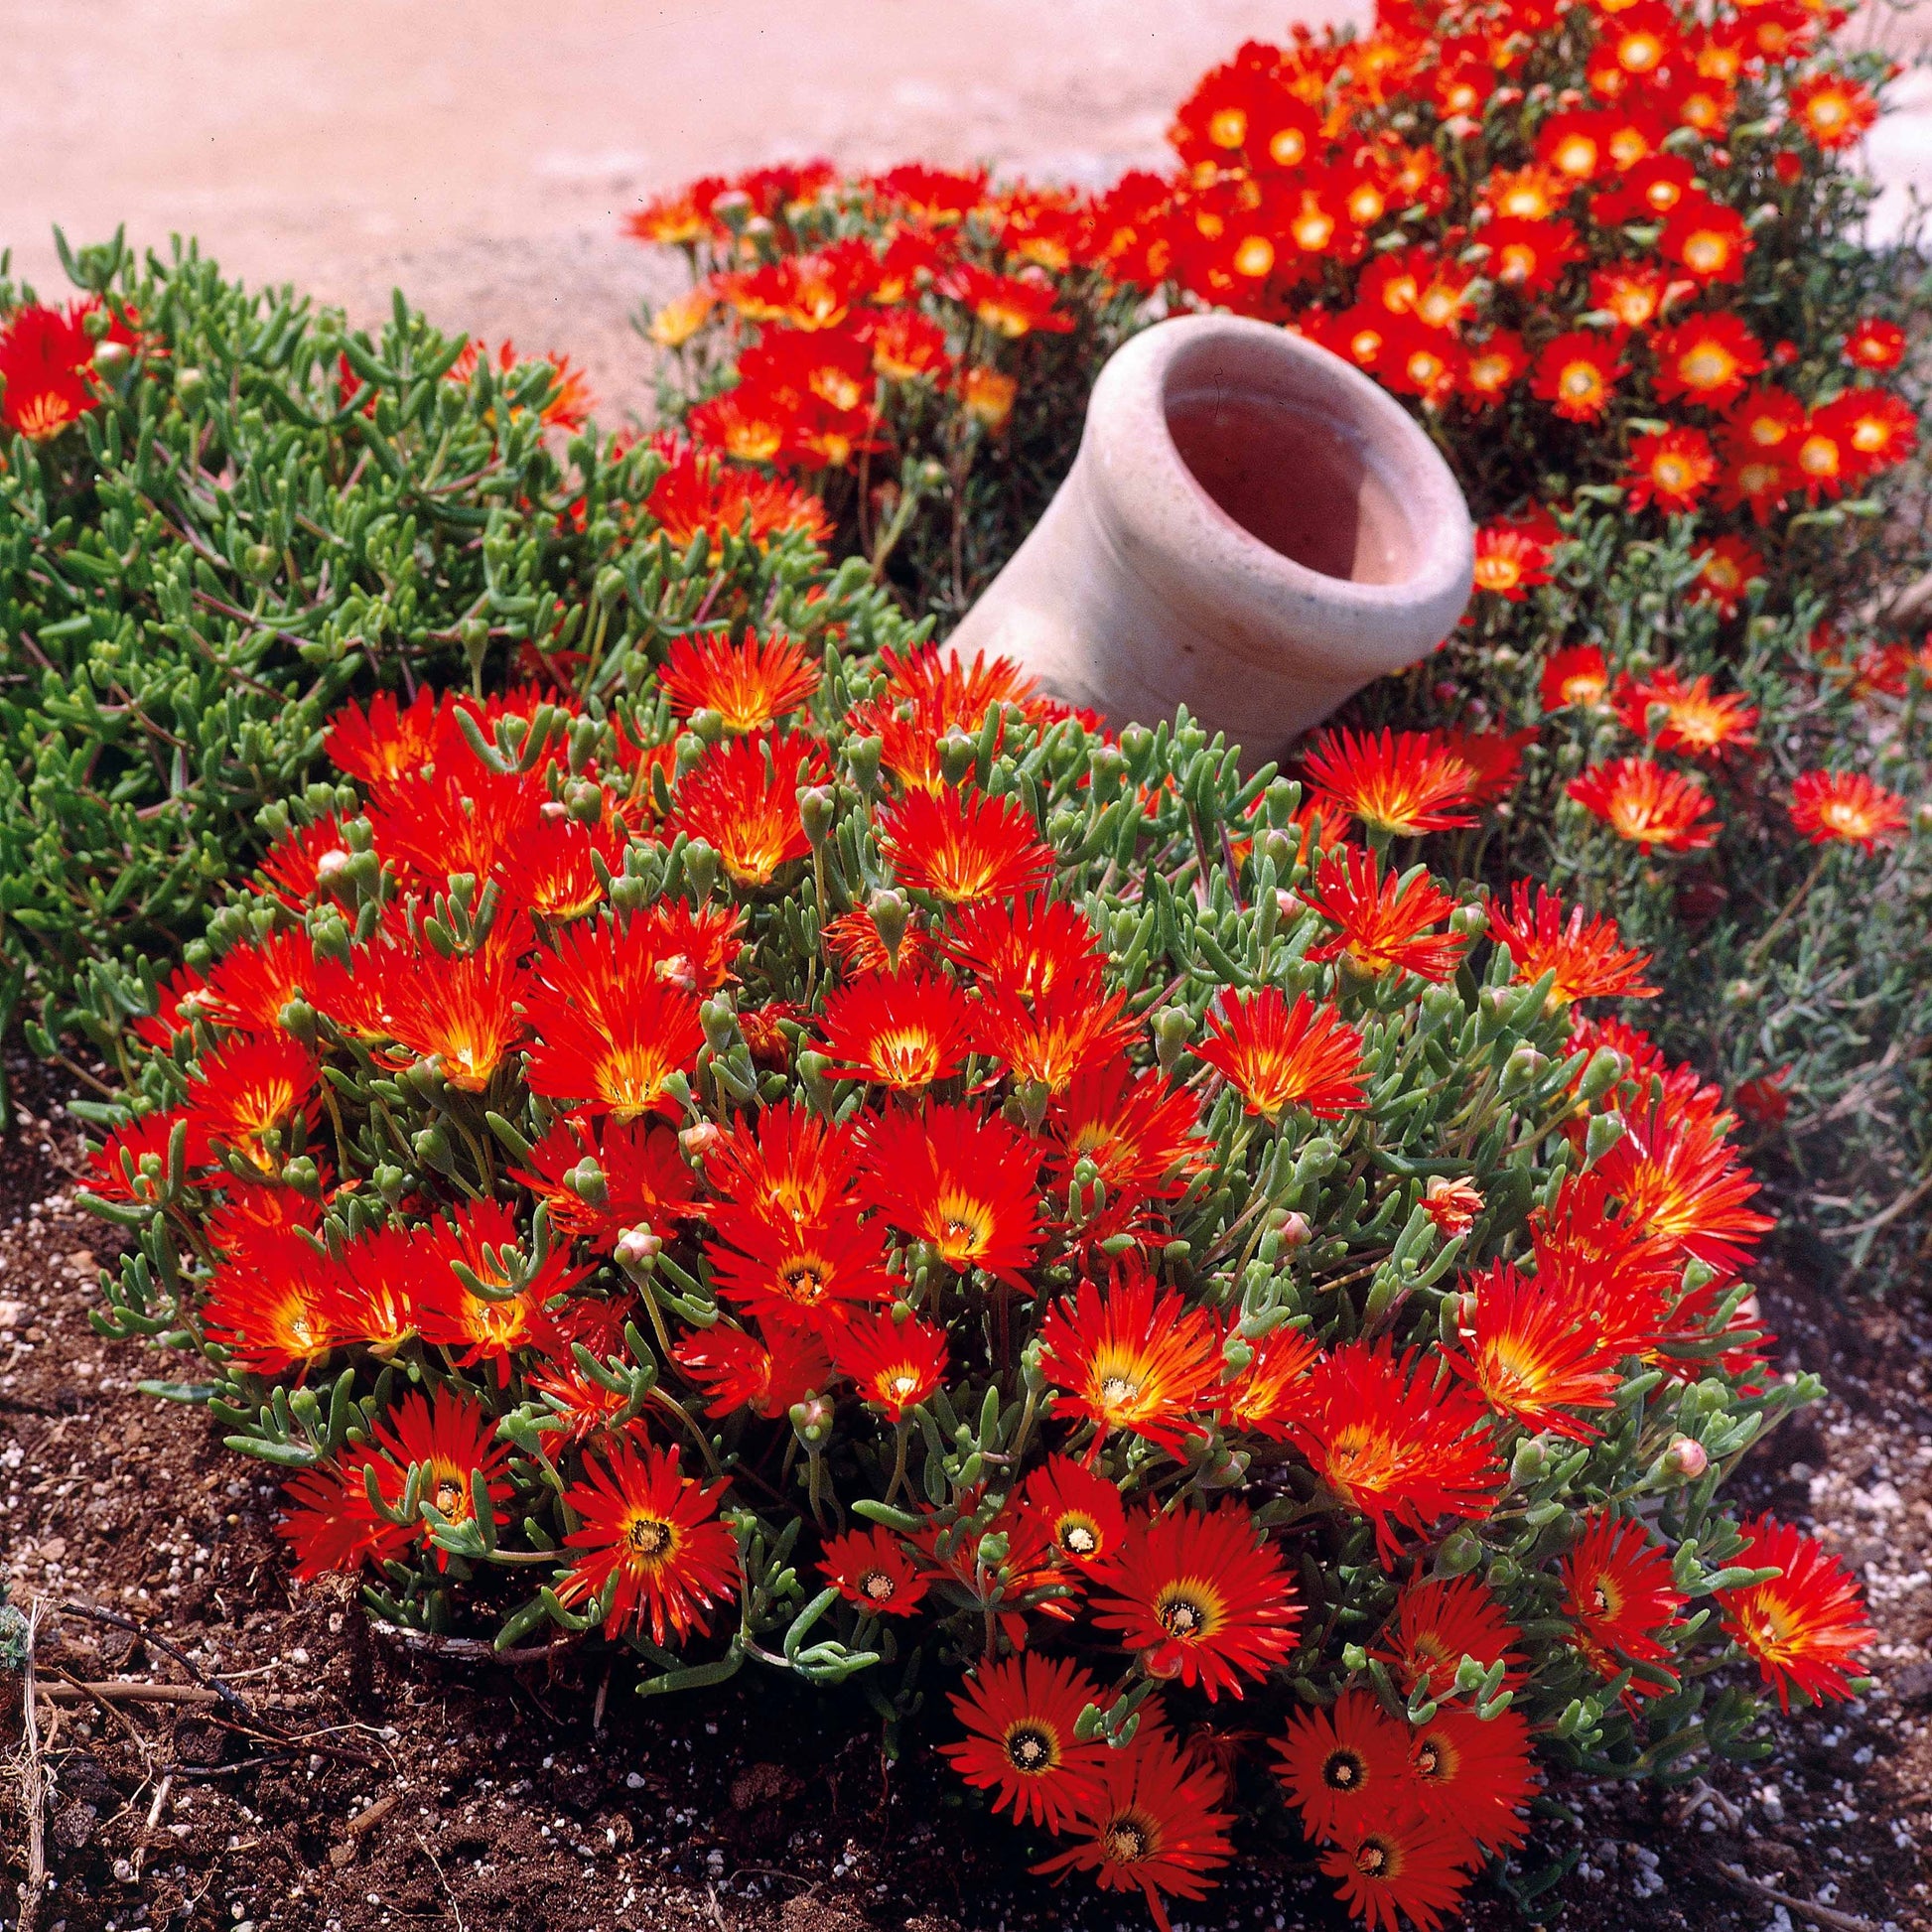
[2,1,1925,428]
[1,0,1356,426]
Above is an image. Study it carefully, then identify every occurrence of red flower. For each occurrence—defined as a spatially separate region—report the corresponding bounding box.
[819,1525,929,1616]
[1844,318,1906,371]
[0,303,102,441]
[323,688,445,788]
[1540,643,1610,713]
[1625,425,1717,512]
[1470,519,1551,600]
[1653,314,1765,410]
[1031,1727,1233,1930]
[658,630,821,733]
[1093,1502,1302,1700]
[204,1224,345,1375]
[1613,666,1758,758]
[1561,1509,1687,1694]
[1661,198,1751,283]
[414,1199,588,1381]
[1273,1689,1417,1845]
[877,787,1055,902]
[1044,1060,1209,1199]
[672,1319,832,1419]
[942,1653,1111,1833]
[831,1310,948,1420]
[513,1113,695,1247]
[1690,533,1763,618]
[1195,988,1367,1123]
[1020,1452,1130,1569]
[1303,728,1478,836]
[669,731,829,885]
[372,1390,515,1566]
[1319,1806,1476,1932]
[705,1206,896,1326]
[815,970,973,1089]
[1304,845,1465,982]
[938,263,1075,338]
[1531,332,1625,423]
[1447,1259,1622,1440]
[1218,1326,1321,1438]
[1716,1514,1873,1710]
[557,1437,738,1643]
[1788,769,1909,851]
[1567,756,1720,851]
[1291,1340,1507,1563]
[1789,71,1878,150]
[1479,214,1582,293]
[1488,882,1657,1005]
[186,1035,319,1173]
[1372,1575,1524,1702]
[970,978,1140,1097]
[1037,1271,1223,1455]
[853,1100,1042,1286]
[1595,1094,1774,1279]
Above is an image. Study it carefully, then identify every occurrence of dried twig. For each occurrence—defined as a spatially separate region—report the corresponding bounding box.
[36,1679,225,1707]
[370,1623,579,1665]
[130,1771,173,1881]
[55,1599,258,1718]
[416,1831,468,1932]
[1712,1863,1878,1932]
[16,1600,50,1932]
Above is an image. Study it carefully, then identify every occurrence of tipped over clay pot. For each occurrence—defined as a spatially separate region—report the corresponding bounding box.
[945,314,1475,760]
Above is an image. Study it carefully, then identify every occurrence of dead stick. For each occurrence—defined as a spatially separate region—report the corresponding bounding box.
[345,1790,407,1838]
[130,1772,172,1882]
[1713,1863,1877,1932]
[17,1600,49,1932]
[56,1599,257,1717]
[35,1681,225,1707]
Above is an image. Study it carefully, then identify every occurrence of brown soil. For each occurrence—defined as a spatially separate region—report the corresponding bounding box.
[2,1051,1929,1932]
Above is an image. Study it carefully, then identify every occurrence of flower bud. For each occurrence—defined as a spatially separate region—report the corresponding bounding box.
[1576,1046,1626,1106]
[565,1159,608,1208]
[679,1121,722,1163]
[1153,1006,1192,1075]
[800,786,837,848]
[242,543,278,583]
[789,1395,834,1449]
[1664,1435,1710,1479]
[681,840,719,899]
[93,340,131,379]
[614,1225,662,1273]
[593,565,625,608]
[1434,1526,1484,1577]
[1449,899,1488,937]
[175,366,208,408]
[1584,1111,1625,1165]
[1275,1211,1311,1249]
[314,847,353,892]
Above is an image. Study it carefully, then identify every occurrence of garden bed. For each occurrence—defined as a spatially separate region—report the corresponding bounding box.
[4,1056,1927,1932]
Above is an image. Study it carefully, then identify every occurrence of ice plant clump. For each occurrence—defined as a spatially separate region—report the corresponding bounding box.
[89,639,1869,1929]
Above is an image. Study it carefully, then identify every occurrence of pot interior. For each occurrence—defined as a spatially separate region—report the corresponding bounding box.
[1164,339,1417,587]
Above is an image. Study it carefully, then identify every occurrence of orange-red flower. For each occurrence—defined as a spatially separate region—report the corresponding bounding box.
[1303,728,1477,836]
[877,786,1055,902]
[1044,1059,1209,1199]
[671,1319,832,1419]
[323,687,445,788]
[1788,769,1909,851]
[1447,1259,1622,1440]
[853,1100,1042,1285]
[186,1036,320,1173]
[1844,318,1906,371]
[1037,1271,1223,1455]
[1031,1726,1233,1929]
[1318,1805,1476,1932]
[1372,1574,1524,1702]
[939,263,1076,338]
[1567,756,1720,851]
[1595,1094,1774,1279]
[815,969,973,1089]
[1470,519,1552,601]
[1653,314,1765,410]
[658,629,822,732]
[1195,988,1366,1123]
[831,1310,949,1420]
[1789,71,1878,150]
[705,1203,896,1325]
[1291,1340,1507,1562]
[1716,1514,1873,1710]
[1625,425,1717,512]
[669,730,829,885]
[1540,643,1610,713]
[1613,666,1758,758]
[1304,845,1465,982]
[1531,332,1625,423]
[1560,1509,1687,1694]
[0,303,103,441]
[1092,1502,1301,1700]
[1020,1452,1130,1569]
[1487,882,1657,1005]
[557,1436,737,1643]
[1273,1689,1417,1846]
[818,1524,929,1616]
[1218,1326,1321,1438]
[942,1652,1111,1832]
[1690,533,1763,618]
[1661,198,1751,283]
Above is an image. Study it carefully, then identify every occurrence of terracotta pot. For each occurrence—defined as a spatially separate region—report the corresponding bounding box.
[945,314,1474,759]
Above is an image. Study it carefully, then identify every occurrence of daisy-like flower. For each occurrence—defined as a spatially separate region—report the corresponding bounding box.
[1530,332,1625,423]
[704,1099,857,1231]
[1273,1690,1417,1845]
[818,1525,929,1616]
[378,935,530,1091]
[853,1101,1042,1286]
[367,765,546,886]
[1690,533,1763,618]
[831,1310,949,1420]
[1021,1452,1130,1569]
[557,1437,738,1644]
[86,1109,209,1208]
[945,895,1106,1004]
[815,969,973,1089]
[707,1204,897,1325]
[1567,756,1720,852]
[1587,261,1675,332]
[1625,426,1718,513]
[1447,1259,1622,1440]
[513,1113,695,1247]
[1540,644,1610,713]
[1044,1060,1209,1199]
[1195,988,1366,1123]
[669,730,829,885]
[1407,1703,1537,1855]
[1821,387,1919,473]
[1470,519,1551,601]
[198,929,316,1035]
[370,1390,515,1563]
[1218,1326,1321,1438]
[1561,1509,1687,1692]
[414,1199,588,1382]
[1595,1096,1773,1280]
[1653,314,1765,411]
[495,810,626,922]
[1291,1340,1507,1563]
[1303,728,1477,837]
[877,787,1056,902]
[658,629,821,733]
[1459,330,1526,411]
[1419,1175,1485,1236]
[521,952,704,1119]
[1319,1807,1476,1932]
[1036,1271,1223,1455]
[1304,845,1466,983]
[1789,71,1879,150]
[1613,668,1758,759]
[186,1035,319,1173]
[0,302,107,441]
[1487,882,1657,1006]
[1031,1726,1233,1931]
[671,1319,832,1420]
[1788,770,1910,852]
[1716,1514,1873,1710]
[203,1226,346,1376]
[1844,318,1906,371]
[942,1653,1111,1832]
[277,1454,411,1580]
[1092,1502,1302,1700]
[1372,1575,1524,1702]
[939,264,1076,339]
[822,903,932,977]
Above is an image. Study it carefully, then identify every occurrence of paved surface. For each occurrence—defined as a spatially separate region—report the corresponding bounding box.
[2,1,1920,426]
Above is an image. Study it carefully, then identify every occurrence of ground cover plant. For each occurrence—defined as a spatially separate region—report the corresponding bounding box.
[0,231,847,1093]
[82,629,1875,1929]
[632,0,1932,1291]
